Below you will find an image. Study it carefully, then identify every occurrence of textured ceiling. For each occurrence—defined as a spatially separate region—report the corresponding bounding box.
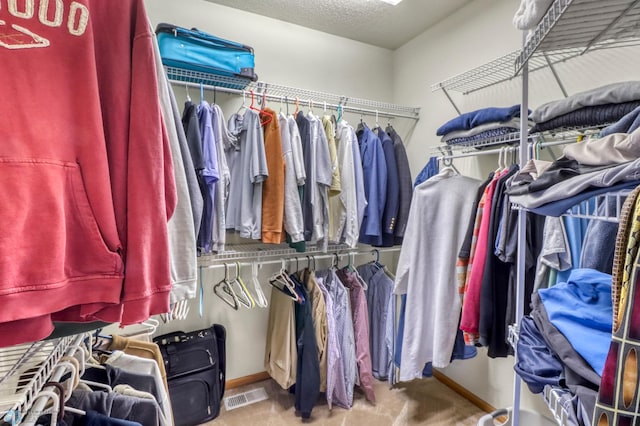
[205,0,474,50]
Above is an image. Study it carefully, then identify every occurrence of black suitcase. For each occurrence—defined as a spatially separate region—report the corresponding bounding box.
[154,325,226,425]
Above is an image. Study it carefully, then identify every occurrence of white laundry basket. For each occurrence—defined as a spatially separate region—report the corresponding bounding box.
[477,408,556,426]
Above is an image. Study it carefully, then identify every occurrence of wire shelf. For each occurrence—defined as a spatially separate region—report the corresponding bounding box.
[432,131,537,155]
[430,43,633,96]
[516,0,640,73]
[166,67,421,118]
[543,385,570,426]
[508,323,519,351]
[0,336,76,424]
[562,189,631,223]
[198,243,354,266]
[513,189,631,222]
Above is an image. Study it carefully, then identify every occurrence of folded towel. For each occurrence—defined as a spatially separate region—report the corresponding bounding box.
[513,0,554,30]
[437,105,523,136]
[531,81,640,123]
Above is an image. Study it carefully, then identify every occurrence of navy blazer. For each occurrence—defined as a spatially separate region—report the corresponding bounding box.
[386,126,413,245]
[375,128,399,247]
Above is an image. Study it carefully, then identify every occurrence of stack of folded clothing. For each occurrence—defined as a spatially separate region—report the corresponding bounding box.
[437,105,527,147]
[530,81,640,133]
[513,0,554,31]
[508,123,640,215]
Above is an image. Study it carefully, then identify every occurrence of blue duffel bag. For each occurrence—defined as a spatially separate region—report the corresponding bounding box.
[156,23,258,89]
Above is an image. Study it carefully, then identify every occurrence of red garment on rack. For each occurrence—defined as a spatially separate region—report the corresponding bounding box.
[0,0,176,346]
[460,170,506,339]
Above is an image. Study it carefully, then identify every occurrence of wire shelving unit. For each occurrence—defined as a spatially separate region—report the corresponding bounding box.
[166,67,421,120]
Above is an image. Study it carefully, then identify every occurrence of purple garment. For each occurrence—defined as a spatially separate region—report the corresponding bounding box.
[315,276,340,410]
[316,268,357,408]
[196,101,220,253]
[336,269,376,403]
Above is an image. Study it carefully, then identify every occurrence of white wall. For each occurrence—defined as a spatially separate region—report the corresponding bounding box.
[140,0,399,381]
[392,0,640,417]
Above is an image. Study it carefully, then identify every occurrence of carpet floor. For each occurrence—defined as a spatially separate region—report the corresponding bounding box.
[208,377,488,425]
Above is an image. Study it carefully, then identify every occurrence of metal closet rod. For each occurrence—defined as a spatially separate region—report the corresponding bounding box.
[177,80,419,121]
[199,247,400,271]
[436,137,576,160]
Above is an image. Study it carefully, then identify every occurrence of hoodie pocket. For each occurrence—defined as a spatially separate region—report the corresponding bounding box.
[0,159,122,294]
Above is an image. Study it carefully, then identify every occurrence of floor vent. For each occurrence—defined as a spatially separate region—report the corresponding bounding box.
[224,387,269,411]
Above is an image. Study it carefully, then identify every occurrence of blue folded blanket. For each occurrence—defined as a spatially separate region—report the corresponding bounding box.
[437,105,523,136]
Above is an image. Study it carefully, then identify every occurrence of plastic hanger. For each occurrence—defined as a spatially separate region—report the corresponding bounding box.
[336,103,343,123]
[258,91,273,126]
[237,91,248,114]
[185,84,191,103]
[308,99,314,115]
[370,249,383,270]
[294,97,300,116]
[227,262,255,309]
[250,262,269,308]
[214,264,240,310]
[269,259,299,302]
[199,82,204,103]
[375,110,380,129]
[331,253,340,270]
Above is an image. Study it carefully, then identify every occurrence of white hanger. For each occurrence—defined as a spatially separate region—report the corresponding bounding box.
[251,262,269,308]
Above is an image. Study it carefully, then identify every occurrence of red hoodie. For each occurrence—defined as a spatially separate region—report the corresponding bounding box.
[0,0,176,346]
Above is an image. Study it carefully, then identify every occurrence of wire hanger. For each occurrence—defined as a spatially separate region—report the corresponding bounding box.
[308,99,314,115]
[214,264,239,310]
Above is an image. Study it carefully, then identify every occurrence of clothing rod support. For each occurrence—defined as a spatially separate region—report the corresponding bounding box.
[199,247,400,271]
[441,87,461,115]
[175,80,419,121]
[436,136,579,161]
[544,53,568,98]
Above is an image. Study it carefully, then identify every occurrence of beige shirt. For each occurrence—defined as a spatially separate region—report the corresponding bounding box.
[264,288,298,389]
